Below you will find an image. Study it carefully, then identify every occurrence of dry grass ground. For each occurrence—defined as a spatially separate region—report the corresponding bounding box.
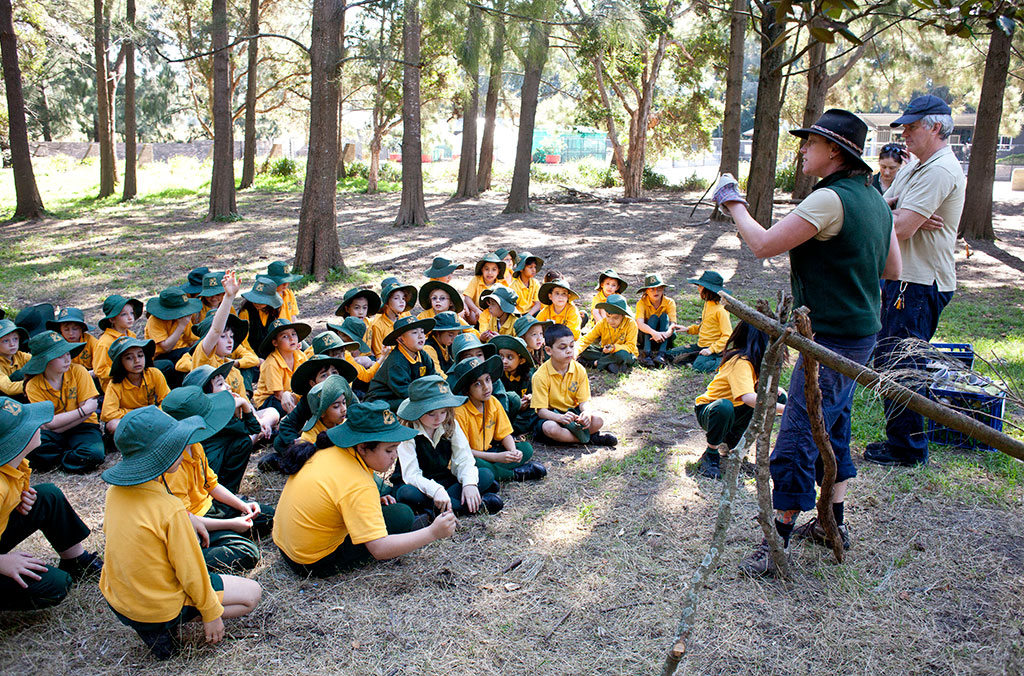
[1,186,1023,675]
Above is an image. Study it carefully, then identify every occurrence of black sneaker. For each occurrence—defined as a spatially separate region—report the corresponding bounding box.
[739,539,787,578]
[136,628,179,660]
[863,443,925,467]
[695,451,721,479]
[590,432,617,446]
[605,363,620,375]
[480,492,504,514]
[791,516,851,551]
[58,550,103,582]
[512,463,545,482]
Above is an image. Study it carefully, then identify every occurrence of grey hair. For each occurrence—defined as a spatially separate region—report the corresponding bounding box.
[919,113,954,139]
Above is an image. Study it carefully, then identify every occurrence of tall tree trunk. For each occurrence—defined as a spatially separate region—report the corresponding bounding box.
[959,24,1012,241]
[240,0,259,189]
[395,0,429,226]
[295,0,345,278]
[94,0,116,198]
[791,39,827,200]
[0,0,44,219]
[37,84,52,141]
[122,0,137,201]
[746,5,786,227]
[208,0,238,220]
[503,22,550,214]
[454,6,483,198]
[368,134,382,194]
[477,8,504,192]
[336,7,347,180]
[718,0,745,179]
[620,34,669,199]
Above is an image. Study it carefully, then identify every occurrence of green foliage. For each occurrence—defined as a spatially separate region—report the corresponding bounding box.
[997,154,1024,164]
[269,157,297,177]
[641,165,668,190]
[680,172,709,192]
[578,161,620,188]
[775,162,797,193]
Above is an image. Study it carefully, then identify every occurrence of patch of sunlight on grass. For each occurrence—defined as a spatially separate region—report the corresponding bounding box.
[531,504,593,549]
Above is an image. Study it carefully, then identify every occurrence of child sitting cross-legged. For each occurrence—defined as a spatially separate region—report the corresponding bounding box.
[491,335,538,436]
[576,294,639,374]
[265,261,302,321]
[590,269,629,325]
[462,253,506,326]
[252,318,311,416]
[450,355,547,482]
[635,273,683,368]
[532,324,617,447]
[368,278,416,359]
[477,287,520,341]
[423,311,471,374]
[449,333,520,421]
[326,318,380,396]
[145,286,201,387]
[101,337,170,436]
[536,279,584,340]
[393,375,503,516]
[101,406,262,660]
[94,295,144,391]
[0,319,30,399]
[237,276,283,358]
[508,252,544,316]
[47,308,99,377]
[365,315,437,412]
[672,271,733,372]
[514,315,551,367]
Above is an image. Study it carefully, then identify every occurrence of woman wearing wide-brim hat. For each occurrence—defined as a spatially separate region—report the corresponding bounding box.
[713,108,902,577]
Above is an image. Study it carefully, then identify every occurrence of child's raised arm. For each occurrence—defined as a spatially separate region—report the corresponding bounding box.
[200,270,240,356]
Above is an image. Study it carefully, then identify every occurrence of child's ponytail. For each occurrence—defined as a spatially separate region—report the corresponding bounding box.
[719,321,772,378]
[279,432,332,475]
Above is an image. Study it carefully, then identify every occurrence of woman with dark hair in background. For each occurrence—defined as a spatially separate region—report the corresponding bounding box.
[871,142,909,194]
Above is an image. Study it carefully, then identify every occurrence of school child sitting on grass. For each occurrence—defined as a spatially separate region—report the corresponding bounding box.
[417,279,472,327]
[271,351,357,463]
[251,318,311,416]
[0,320,30,399]
[94,295,144,391]
[536,279,584,340]
[450,333,520,420]
[509,252,544,315]
[181,266,211,298]
[334,287,381,352]
[369,278,416,359]
[196,272,228,323]
[325,319,380,395]
[394,375,503,516]
[576,294,639,374]
[101,406,262,660]
[590,269,629,325]
[423,311,470,374]
[0,397,102,612]
[672,271,733,373]
[161,387,273,572]
[635,273,683,368]
[238,276,283,356]
[366,316,437,412]
[47,307,99,376]
[145,286,201,387]
[491,335,538,436]
[532,324,617,447]
[478,287,520,340]
[494,248,517,286]
[101,337,170,436]
[23,331,105,473]
[693,321,786,479]
[265,261,302,321]
[514,315,551,367]
[462,253,507,326]
[273,400,457,577]
[423,256,463,283]
[450,355,547,482]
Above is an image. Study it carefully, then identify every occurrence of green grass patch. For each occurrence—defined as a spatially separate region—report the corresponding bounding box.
[594,444,662,481]
[884,447,1024,507]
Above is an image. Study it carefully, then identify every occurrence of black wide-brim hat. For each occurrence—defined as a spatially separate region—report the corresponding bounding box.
[789,109,871,172]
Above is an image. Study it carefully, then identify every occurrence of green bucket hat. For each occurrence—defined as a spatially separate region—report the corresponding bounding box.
[418,281,464,314]
[493,248,518,265]
[595,294,634,318]
[191,313,250,345]
[326,400,418,448]
[380,279,417,311]
[451,332,496,362]
[146,287,203,321]
[687,270,728,295]
[241,276,284,308]
[430,311,470,334]
[636,273,674,292]
[489,335,534,367]
[597,269,629,294]
[161,386,236,443]
[512,252,544,278]
[198,272,226,297]
[384,315,436,347]
[0,397,54,465]
[258,318,312,358]
[449,355,504,396]
[182,362,235,391]
[183,267,211,295]
[23,331,85,376]
[474,253,507,279]
[0,319,29,346]
[108,336,156,382]
[302,375,356,431]
[105,407,207,485]
[326,317,370,354]
[311,330,359,355]
[292,355,358,397]
[423,256,464,279]
[335,287,382,317]
[513,315,552,339]
[99,295,144,330]
[15,303,55,338]
[539,280,579,305]
[480,287,519,314]
[46,307,95,333]
[397,375,467,421]
[266,261,303,285]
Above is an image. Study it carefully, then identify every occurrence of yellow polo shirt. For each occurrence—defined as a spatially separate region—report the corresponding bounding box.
[101,368,170,422]
[686,300,732,352]
[162,443,218,517]
[454,397,513,451]
[0,458,31,536]
[536,302,583,339]
[300,420,327,445]
[145,316,196,356]
[590,289,609,314]
[344,351,382,384]
[0,351,30,397]
[478,309,518,337]
[695,356,756,407]
[94,328,136,391]
[509,276,540,314]
[25,364,99,424]
[279,287,300,321]
[252,348,308,407]
[463,276,504,308]
[191,342,248,400]
[578,317,639,356]
[368,311,411,359]
[71,333,99,372]
[531,359,591,412]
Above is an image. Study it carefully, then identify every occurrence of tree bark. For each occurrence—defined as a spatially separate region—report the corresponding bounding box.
[477,7,505,192]
[208,0,238,220]
[0,0,44,219]
[122,0,137,201]
[37,84,52,142]
[295,0,345,278]
[791,39,827,200]
[94,0,116,198]
[959,24,1012,241]
[454,6,483,198]
[394,0,429,226]
[368,133,382,194]
[746,4,786,227]
[504,21,550,214]
[336,6,347,180]
[718,0,746,180]
[239,0,259,189]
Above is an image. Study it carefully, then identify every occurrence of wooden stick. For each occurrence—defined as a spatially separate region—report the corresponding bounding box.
[542,610,572,642]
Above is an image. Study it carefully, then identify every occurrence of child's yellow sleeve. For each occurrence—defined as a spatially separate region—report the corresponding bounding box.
[578,323,602,351]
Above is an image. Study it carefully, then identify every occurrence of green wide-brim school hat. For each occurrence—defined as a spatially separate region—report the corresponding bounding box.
[108,336,156,382]
[513,315,551,339]
[539,280,580,305]
[182,362,235,390]
[302,375,356,431]
[449,355,504,396]
[198,272,226,297]
[147,286,203,321]
[15,303,55,338]
[161,386,236,443]
[430,311,470,334]
[418,281,465,314]
[0,319,29,346]
[489,335,535,367]
[687,270,729,295]
[326,317,370,354]
[636,273,674,292]
[266,260,303,285]
[258,318,312,358]
[384,315,436,347]
[493,248,518,265]
[46,307,95,333]
[397,374,467,421]
[597,269,629,293]
[380,280,418,311]
[423,256,464,279]
[311,330,359,355]
[480,287,519,315]
[99,295,144,330]
[473,253,507,279]
[335,287,382,317]
[451,332,496,362]
[105,407,208,486]
[191,313,250,345]
[512,252,544,278]
[595,294,635,318]
[183,266,211,295]
[23,331,85,376]
[292,355,357,397]
[241,276,284,308]
[326,400,418,448]
[0,398,54,466]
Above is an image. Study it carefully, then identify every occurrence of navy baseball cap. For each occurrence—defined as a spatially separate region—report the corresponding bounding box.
[890,95,952,127]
